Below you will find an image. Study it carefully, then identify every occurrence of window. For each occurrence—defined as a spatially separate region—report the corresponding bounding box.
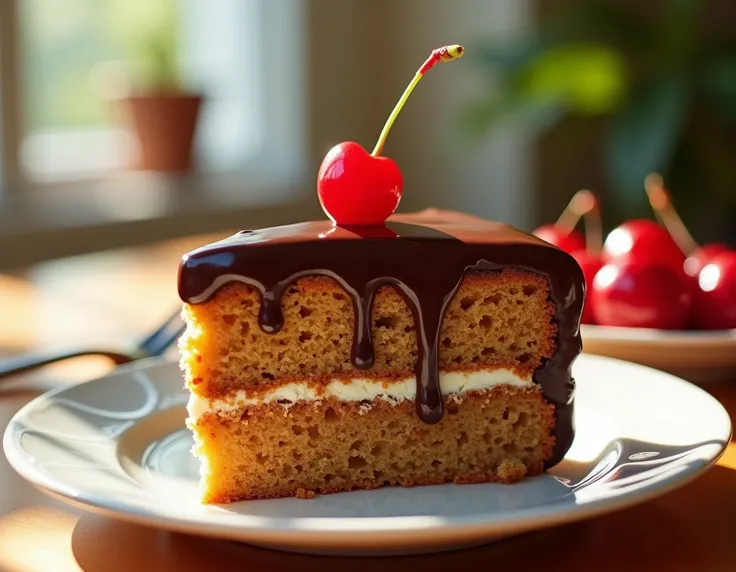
[1,0,306,188]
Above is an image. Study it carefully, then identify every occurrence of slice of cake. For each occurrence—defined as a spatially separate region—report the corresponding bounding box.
[178,210,584,503]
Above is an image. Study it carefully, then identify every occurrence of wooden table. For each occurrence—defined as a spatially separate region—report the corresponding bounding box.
[1,234,735,572]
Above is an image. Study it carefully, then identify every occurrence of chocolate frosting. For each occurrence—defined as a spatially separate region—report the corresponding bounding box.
[178,209,585,468]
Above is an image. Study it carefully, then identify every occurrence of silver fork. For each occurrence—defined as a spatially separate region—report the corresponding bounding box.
[0,309,185,380]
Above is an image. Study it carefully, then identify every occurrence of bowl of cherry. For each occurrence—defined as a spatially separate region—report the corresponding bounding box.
[533,176,736,383]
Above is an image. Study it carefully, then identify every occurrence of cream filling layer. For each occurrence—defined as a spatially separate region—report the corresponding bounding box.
[187,369,532,421]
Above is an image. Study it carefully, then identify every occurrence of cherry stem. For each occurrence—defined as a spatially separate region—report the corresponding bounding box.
[371,44,464,157]
[554,189,600,253]
[554,201,579,234]
[644,174,699,255]
[579,190,602,255]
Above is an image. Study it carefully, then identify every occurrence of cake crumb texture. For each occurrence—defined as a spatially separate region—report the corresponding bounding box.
[190,385,554,503]
[180,269,556,398]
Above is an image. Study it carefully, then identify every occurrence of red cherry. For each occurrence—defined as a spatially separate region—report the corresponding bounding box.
[317,142,403,226]
[691,251,736,330]
[602,219,685,271]
[532,224,586,254]
[570,249,603,324]
[683,243,732,278]
[591,262,690,330]
[316,45,464,225]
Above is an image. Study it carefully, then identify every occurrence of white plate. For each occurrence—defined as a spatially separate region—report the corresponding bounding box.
[3,354,731,556]
[581,325,736,383]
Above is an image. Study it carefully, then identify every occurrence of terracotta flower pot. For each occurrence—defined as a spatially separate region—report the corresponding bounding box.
[122,92,203,172]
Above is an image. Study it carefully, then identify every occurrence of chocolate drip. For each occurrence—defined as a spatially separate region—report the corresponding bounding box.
[353,282,376,369]
[257,271,379,370]
[407,283,448,424]
[178,217,585,467]
[258,290,284,334]
[367,278,457,423]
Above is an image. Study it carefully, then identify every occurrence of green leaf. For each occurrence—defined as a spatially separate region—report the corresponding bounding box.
[455,42,627,145]
[605,74,690,203]
[105,0,180,88]
[471,2,650,76]
[518,43,628,115]
[700,55,736,122]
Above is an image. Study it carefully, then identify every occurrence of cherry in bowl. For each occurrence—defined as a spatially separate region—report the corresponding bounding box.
[691,251,736,330]
[591,262,691,330]
[602,219,685,272]
[684,243,732,279]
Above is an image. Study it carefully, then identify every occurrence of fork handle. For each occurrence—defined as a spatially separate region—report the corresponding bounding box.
[0,349,135,380]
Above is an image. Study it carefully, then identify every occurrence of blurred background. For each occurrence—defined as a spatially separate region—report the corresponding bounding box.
[0,0,734,270]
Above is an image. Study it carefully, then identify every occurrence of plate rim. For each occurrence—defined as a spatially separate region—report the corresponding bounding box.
[3,354,732,549]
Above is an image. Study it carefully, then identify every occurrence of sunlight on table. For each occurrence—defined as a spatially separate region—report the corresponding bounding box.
[717,443,736,470]
[0,506,79,572]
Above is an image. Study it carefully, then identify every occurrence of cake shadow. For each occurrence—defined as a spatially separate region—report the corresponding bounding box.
[70,457,735,570]
[70,512,522,570]
[63,434,727,568]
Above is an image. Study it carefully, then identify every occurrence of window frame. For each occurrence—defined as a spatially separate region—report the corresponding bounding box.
[0,0,307,194]
[0,0,24,190]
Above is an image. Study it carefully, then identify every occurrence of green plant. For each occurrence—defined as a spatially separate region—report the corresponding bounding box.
[459,0,736,217]
[106,0,180,91]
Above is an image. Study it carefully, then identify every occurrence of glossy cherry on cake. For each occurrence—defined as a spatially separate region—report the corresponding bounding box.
[317,143,403,226]
[317,45,464,227]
